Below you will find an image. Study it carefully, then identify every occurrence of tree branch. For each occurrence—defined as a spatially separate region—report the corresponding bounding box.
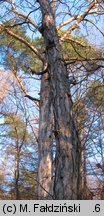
[12,68,40,107]
[0,24,45,63]
[11,0,41,32]
[60,1,95,41]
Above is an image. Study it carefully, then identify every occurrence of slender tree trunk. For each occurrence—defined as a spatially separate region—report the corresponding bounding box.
[38,74,53,199]
[99,111,104,130]
[14,141,20,200]
[38,0,80,199]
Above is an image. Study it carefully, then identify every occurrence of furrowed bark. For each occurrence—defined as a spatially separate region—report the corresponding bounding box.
[38,0,80,199]
[38,73,53,199]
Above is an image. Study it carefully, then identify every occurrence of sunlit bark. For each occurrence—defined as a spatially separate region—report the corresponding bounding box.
[38,74,53,199]
[38,0,80,199]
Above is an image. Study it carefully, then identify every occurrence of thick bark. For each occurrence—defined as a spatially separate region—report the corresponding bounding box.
[38,0,80,199]
[38,74,53,199]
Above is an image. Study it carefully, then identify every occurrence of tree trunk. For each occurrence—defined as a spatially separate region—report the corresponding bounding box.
[38,74,53,199]
[99,111,104,130]
[14,141,20,200]
[38,0,80,199]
